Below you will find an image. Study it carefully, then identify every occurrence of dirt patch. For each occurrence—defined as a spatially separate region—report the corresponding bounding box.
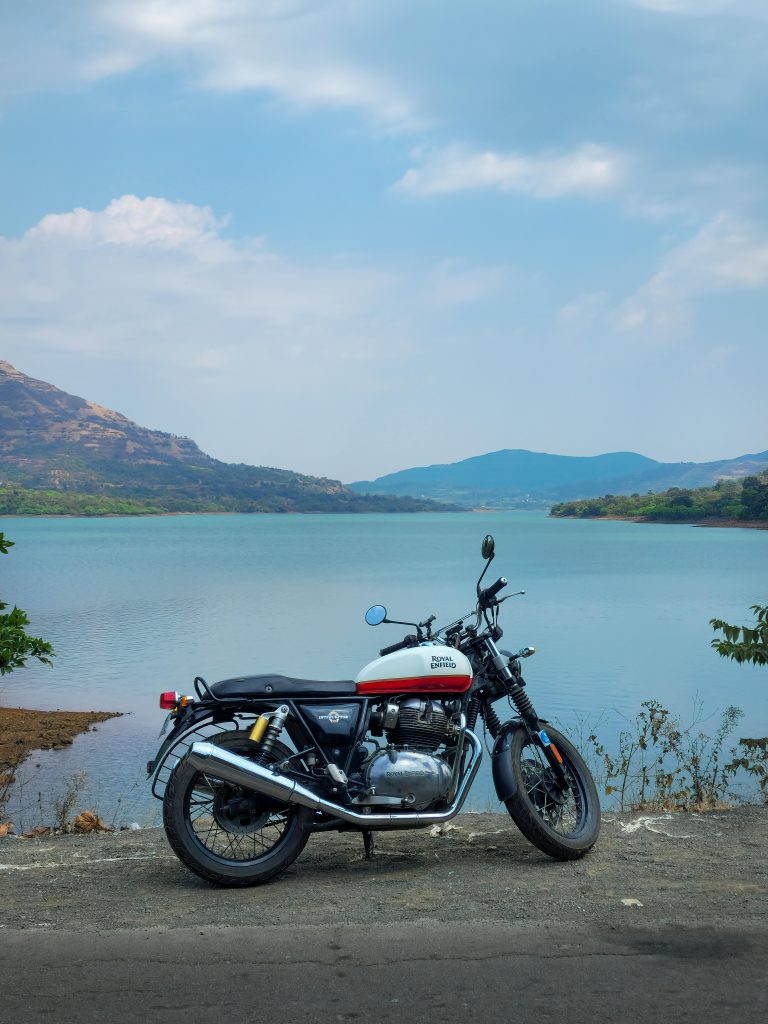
[0,806,766,932]
[0,707,122,794]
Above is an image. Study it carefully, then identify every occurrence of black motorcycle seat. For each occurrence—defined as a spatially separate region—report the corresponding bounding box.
[210,674,357,699]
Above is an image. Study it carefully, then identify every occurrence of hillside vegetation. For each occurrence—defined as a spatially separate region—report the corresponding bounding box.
[0,483,450,516]
[550,472,768,525]
[0,361,455,515]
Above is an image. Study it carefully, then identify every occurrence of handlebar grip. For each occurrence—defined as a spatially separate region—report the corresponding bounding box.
[480,576,507,607]
[379,634,418,657]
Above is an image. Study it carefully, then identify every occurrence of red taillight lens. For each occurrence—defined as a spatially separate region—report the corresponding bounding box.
[160,691,180,710]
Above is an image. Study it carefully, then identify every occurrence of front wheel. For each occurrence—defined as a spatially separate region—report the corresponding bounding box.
[503,726,600,860]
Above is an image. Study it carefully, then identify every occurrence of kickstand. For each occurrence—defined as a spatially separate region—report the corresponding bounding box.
[362,830,376,859]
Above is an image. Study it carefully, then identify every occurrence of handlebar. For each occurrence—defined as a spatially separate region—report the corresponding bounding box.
[379,634,418,657]
[479,576,507,608]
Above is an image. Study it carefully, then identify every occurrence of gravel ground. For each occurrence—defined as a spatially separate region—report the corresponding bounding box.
[1,806,766,932]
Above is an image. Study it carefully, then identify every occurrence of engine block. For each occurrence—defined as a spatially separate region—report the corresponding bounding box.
[385,697,449,752]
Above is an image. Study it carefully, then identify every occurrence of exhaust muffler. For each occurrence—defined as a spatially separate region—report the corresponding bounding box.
[186,731,482,830]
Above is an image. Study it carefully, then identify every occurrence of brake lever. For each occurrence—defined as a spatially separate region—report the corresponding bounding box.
[496,590,525,604]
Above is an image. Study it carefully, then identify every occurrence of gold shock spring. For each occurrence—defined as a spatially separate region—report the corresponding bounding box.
[248,715,269,743]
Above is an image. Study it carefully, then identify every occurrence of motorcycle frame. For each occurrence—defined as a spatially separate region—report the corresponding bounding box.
[149,689,527,830]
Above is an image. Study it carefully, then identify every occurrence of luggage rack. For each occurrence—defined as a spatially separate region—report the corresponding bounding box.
[150,718,240,800]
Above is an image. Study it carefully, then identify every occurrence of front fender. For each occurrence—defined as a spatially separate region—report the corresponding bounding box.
[491,718,528,803]
[491,717,551,803]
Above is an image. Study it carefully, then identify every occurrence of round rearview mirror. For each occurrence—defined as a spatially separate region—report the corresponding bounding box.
[365,605,387,626]
[481,534,495,560]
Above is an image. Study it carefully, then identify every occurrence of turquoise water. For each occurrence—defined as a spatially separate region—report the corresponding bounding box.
[1,512,766,824]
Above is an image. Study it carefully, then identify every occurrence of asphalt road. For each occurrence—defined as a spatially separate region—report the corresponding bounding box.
[2,809,766,1022]
[3,921,767,1024]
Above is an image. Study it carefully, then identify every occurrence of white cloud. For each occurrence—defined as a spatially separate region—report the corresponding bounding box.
[0,194,516,389]
[27,195,226,251]
[0,196,396,364]
[89,0,419,129]
[620,214,768,334]
[626,0,768,16]
[561,214,768,339]
[0,195,540,476]
[0,1,419,128]
[394,143,626,198]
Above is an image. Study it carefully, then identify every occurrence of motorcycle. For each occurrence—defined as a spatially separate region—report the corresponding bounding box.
[148,535,600,886]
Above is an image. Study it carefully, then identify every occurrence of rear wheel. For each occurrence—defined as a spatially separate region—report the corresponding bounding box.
[504,726,600,860]
[163,732,309,886]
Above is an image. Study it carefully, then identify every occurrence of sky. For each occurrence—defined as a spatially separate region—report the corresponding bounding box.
[1,0,766,482]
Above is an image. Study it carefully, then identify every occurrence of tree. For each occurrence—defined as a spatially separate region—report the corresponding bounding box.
[710,605,768,667]
[0,532,54,675]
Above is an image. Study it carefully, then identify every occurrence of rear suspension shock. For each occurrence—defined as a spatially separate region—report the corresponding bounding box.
[253,705,290,764]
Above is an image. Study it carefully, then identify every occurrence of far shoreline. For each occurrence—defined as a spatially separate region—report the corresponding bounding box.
[2,508,766,529]
[549,514,768,530]
[0,508,468,520]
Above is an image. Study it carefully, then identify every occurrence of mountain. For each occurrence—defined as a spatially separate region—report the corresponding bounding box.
[348,448,768,508]
[0,361,455,514]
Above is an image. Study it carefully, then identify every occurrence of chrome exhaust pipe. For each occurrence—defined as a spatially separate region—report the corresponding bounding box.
[186,731,483,830]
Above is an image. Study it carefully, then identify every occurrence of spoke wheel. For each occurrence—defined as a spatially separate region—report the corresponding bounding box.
[503,726,600,860]
[163,732,309,886]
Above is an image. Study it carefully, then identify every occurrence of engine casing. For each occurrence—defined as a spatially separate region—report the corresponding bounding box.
[365,748,453,811]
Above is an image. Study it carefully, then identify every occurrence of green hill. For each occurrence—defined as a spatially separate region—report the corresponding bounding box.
[0,361,456,515]
[349,447,768,508]
[549,473,768,525]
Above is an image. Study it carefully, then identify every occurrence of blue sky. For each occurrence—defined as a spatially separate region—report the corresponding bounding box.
[1,0,766,480]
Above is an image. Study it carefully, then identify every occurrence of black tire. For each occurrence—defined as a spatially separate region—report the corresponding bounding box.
[503,725,600,861]
[162,731,309,887]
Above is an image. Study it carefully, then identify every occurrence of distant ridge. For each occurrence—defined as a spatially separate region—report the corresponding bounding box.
[349,447,768,508]
[0,361,455,514]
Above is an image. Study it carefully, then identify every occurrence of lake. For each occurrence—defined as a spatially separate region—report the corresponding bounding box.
[1,511,766,826]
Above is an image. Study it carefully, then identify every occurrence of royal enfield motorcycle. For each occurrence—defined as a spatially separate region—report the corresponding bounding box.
[148,535,600,886]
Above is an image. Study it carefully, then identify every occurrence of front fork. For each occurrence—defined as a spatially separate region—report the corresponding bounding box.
[484,638,569,790]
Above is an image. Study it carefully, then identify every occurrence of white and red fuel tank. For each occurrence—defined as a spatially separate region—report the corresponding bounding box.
[355,644,473,696]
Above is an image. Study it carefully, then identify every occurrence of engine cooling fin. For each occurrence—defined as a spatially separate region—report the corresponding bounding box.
[387,699,449,752]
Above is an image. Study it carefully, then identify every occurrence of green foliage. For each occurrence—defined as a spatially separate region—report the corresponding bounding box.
[726,737,768,800]
[710,605,768,666]
[0,482,455,516]
[587,700,745,811]
[0,531,54,675]
[550,471,768,525]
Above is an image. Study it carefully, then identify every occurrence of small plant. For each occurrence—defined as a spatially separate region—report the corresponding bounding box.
[50,770,89,832]
[587,699,745,811]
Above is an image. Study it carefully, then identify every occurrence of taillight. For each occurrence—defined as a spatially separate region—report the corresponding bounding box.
[160,691,180,710]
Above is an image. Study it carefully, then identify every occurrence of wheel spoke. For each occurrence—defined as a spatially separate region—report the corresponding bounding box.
[521,741,586,838]
[184,765,293,863]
